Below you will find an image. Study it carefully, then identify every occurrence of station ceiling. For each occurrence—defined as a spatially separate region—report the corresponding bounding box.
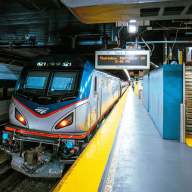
[62,0,192,23]
[0,0,192,76]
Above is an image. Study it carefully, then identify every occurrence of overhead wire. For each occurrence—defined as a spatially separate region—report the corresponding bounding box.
[139,35,154,56]
[117,26,124,48]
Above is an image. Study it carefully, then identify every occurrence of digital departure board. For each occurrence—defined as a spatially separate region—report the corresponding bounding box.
[95,50,150,70]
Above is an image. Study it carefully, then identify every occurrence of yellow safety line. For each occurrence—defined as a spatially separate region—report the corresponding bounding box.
[186,135,192,147]
[53,90,128,192]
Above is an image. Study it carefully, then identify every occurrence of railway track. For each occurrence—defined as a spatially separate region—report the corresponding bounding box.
[0,122,59,192]
[0,169,59,192]
[0,156,72,192]
[0,170,25,192]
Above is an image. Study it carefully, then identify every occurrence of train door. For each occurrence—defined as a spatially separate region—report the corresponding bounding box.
[97,75,102,119]
[90,74,99,126]
[94,74,101,120]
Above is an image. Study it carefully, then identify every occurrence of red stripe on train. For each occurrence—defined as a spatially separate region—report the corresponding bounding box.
[13,97,88,118]
[5,126,89,139]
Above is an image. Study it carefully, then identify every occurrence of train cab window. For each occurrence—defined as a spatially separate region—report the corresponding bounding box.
[49,72,77,95]
[18,70,79,99]
[24,71,49,90]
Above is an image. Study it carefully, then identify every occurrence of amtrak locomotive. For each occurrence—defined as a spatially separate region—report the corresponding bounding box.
[1,55,127,177]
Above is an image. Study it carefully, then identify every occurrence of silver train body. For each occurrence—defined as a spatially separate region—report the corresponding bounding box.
[2,60,127,177]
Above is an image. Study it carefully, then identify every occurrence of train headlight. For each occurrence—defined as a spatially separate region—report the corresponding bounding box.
[15,109,27,126]
[55,113,73,129]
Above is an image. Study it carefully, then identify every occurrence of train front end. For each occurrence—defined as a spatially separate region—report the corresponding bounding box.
[1,63,93,177]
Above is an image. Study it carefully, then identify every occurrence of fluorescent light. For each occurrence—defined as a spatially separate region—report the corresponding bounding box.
[128,24,137,33]
[129,19,136,23]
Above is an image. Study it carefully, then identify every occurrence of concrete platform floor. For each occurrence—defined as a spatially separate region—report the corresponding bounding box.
[105,90,192,192]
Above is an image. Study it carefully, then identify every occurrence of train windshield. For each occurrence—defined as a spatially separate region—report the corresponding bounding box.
[17,70,79,100]
[49,72,77,95]
[24,71,49,91]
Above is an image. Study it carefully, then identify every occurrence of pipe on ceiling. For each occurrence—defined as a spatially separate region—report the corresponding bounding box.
[126,40,192,44]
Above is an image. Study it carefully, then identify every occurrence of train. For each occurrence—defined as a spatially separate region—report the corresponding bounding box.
[1,55,128,177]
[0,64,22,123]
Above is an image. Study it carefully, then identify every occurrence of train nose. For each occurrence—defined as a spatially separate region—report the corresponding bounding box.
[10,97,77,132]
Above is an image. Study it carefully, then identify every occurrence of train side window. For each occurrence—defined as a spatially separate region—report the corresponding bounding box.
[94,76,97,93]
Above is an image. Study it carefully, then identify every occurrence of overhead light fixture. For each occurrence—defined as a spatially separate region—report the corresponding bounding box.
[128,20,138,34]
[129,19,137,23]
[128,24,137,34]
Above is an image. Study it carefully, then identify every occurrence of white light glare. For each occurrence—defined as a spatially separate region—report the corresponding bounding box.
[129,19,136,23]
[128,25,137,33]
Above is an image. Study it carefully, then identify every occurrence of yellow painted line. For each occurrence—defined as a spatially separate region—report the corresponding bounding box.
[53,91,128,192]
[134,82,138,96]
[186,135,192,147]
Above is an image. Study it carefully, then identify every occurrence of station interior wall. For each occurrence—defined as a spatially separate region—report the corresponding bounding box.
[143,64,183,140]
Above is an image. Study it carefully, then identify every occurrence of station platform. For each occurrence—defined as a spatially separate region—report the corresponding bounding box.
[104,90,192,192]
[54,89,192,192]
